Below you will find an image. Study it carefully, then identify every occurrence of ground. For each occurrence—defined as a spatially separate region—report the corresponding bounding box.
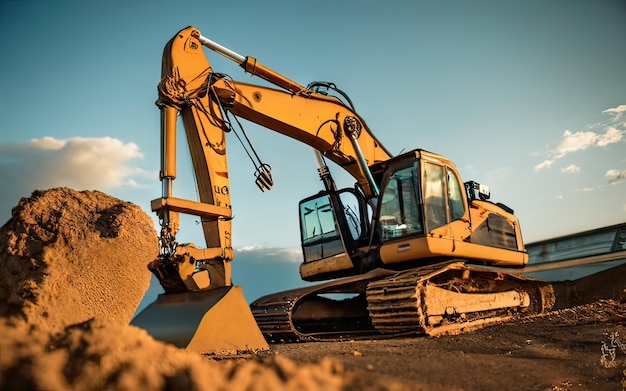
[268,300,626,391]
[1,299,623,390]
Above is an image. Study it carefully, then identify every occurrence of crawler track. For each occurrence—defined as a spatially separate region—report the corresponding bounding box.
[251,261,556,342]
[367,262,555,336]
[251,268,394,342]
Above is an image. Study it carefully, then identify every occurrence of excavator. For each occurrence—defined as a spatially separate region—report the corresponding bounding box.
[132,26,558,354]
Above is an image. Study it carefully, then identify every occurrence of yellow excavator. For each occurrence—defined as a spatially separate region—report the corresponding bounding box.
[131,26,557,354]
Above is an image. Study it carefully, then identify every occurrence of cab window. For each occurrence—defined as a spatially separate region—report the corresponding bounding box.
[423,162,447,231]
[447,168,465,221]
[378,163,423,240]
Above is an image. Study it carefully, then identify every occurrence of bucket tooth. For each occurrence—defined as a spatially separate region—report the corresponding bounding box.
[131,286,269,355]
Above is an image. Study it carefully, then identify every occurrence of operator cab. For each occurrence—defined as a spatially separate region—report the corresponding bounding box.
[372,150,523,266]
[375,150,468,242]
[298,149,525,281]
[297,149,463,279]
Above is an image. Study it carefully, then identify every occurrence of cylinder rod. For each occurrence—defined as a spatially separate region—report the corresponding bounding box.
[160,106,178,198]
[198,35,245,65]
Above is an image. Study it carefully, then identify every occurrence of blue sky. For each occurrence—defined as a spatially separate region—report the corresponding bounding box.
[1,1,625,305]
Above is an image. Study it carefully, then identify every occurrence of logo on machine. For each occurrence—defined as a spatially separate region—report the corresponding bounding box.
[215,185,229,195]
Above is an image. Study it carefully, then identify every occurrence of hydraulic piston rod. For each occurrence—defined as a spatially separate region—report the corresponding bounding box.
[196,32,307,94]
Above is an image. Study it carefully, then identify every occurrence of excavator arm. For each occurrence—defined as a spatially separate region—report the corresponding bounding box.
[161,27,391,194]
[150,26,393,292]
[134,26,393,353]
[198,30,392,181]
[149,28,236,294]
[209,78,391,196]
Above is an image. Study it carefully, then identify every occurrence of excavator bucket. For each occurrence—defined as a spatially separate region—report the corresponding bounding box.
[131,286,269,355]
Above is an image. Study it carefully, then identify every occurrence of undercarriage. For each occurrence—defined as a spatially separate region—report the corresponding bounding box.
[250,261,556,342]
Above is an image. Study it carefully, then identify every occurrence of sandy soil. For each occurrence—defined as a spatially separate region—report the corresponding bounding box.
[270,300,626,391]
[0,317,354,391]
[0,188,158,332]
[1,300,623,391]
[1,188,625,390]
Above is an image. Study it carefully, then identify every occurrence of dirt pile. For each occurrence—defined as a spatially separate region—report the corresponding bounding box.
[0,188,382,391]
[0,188,158,331]
[0,318,357,391]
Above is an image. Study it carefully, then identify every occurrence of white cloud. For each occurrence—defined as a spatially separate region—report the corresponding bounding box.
[551,127,623,158]
[29,136,66,150]
[533,105,625,175]
[0,136,153,221]
[596,126,624,146]
[1,136,149,188]
[606,169,626,185]
[235,245,302,263]
[553,130,598,158]
[571,187,594,192]
[560,164,580,174]
[534,159,554,172]
[602,104,626,120]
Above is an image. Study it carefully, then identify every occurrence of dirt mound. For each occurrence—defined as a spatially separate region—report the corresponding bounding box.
[0,318,354,391]
[0,188,158,331]
[0,188,371,391]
